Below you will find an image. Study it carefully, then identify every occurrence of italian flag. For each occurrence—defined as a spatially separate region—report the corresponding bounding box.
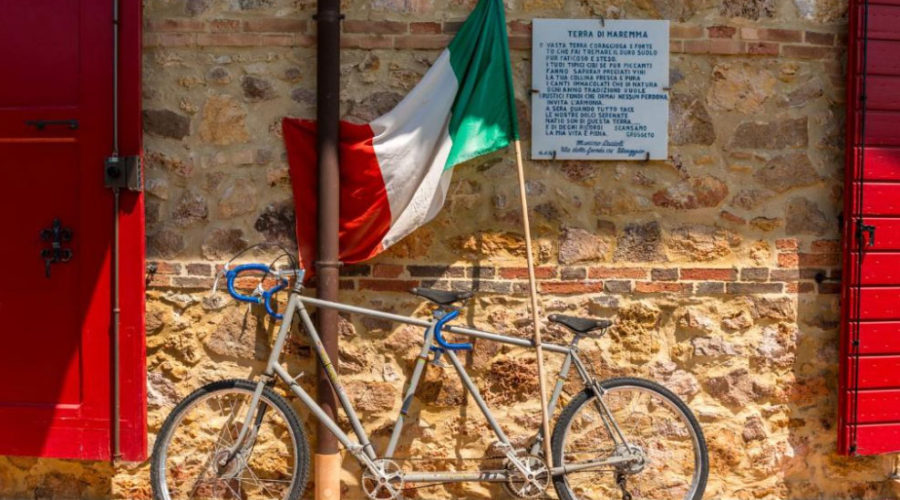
[283,0,518,271]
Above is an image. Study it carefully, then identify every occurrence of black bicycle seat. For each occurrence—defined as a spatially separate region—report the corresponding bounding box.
[410,287,473,305]
[548,314,612,334]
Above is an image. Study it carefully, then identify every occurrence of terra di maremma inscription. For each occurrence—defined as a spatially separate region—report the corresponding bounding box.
[531,19,670,161]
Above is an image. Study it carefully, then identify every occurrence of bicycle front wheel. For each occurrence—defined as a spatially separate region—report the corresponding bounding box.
[151,379,310,500]
[551,377,708,500]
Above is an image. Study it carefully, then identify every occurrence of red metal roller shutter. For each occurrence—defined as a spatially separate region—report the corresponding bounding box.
[839,0,900,455]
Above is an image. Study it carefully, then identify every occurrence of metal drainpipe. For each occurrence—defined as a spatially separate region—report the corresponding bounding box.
[315,0,342,496]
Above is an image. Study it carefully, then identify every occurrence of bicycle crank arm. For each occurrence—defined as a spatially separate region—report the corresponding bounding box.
[550,455,637,476]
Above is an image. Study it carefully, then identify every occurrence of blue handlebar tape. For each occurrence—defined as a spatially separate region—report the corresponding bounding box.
[433,309,472,351]
[226,263,287,319]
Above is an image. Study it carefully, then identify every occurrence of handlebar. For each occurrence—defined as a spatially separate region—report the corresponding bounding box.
[432,309,472,351]
[222,263,302,320]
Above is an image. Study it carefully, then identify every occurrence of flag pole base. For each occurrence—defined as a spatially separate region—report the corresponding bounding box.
[315,452,342,499]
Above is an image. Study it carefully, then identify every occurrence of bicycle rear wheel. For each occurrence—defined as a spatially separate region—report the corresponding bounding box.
[151,379,310,500]
[551,377,708,500]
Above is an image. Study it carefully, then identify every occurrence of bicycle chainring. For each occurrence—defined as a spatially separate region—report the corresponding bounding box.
[503,454,549,499]
[361,459,404,500]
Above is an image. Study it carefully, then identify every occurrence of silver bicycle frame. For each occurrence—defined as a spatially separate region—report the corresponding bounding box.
[235,280,632,482]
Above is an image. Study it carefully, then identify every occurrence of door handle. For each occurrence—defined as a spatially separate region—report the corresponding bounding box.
[40,218,74,278]
[25,119,79,131]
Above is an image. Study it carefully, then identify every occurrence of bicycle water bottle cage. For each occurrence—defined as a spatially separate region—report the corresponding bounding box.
[225,263,289,319]
[431,309,472,351]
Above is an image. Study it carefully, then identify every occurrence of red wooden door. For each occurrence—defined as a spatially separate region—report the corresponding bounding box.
[839,0,900,455]
[0,1,125,460]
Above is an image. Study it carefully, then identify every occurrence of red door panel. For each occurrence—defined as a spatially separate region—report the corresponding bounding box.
[847,389,900,423]
[847,321,900,354]
[0,0,145,460]
[843,423,900,455]
[847,253,900,284]
[840,0,900,455]
[845,356,900,388]
[849,148,900,180]
[849,182,900,214]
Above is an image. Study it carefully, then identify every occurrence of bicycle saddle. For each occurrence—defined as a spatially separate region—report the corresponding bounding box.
[410,287,473,305]
[548,314,612,334]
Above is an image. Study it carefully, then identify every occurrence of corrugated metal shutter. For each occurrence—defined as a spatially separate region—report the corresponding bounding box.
[839,0,900,455]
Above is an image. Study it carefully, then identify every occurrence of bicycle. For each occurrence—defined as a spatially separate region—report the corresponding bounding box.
[151,247,709,500]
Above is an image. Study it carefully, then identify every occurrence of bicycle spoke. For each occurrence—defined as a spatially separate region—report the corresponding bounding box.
[155,385,301,500]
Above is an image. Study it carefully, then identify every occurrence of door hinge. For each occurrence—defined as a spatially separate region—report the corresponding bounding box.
[104,155,142,191]
[856,220,876,247]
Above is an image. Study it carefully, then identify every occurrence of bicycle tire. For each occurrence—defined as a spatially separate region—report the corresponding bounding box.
[151,379,310,500]
[551,377,708,500]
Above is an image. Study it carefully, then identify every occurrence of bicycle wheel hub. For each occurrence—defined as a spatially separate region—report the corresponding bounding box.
[361,459,404,499]
[617,444,647,475]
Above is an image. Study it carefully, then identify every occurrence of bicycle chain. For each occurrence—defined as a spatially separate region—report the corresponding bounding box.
[357,449,617,497]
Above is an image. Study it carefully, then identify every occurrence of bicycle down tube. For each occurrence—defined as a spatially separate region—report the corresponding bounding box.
[253,283,629,481]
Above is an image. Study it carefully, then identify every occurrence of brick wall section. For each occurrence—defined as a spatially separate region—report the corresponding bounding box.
[148,236,841,298]
[145,18,842,59]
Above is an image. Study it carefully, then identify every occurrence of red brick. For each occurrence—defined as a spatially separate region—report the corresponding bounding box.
[410,22,441,34]
[771,269,800,281]
[359,279,419,292]
[782,45,836,59]
[805,30,835,45]
[259,34,299,46]
[759,28,803,43]
[818,282,841,294]
[683,40,709,54]
[343,20,407,35]
[726,282,783,294]
[145,32,196,47]
[634,281,692,293]
[707,25,737,38]
[499,266,556,279]
[341,35,394,49]
[778,253,799,267]
[539,281,604,294]
[210,18,241,32]
[651,268,679,281]
[243,18,307,33]
[508,20,531,35]
[509,35,531,51]
[197,33,262,47]
[798,253,840,267]
[149,18,207,32]
[372,264,404,278]
[681,268,737,281]
[670,40,684,53]
[394,35,453,50]
[708,39,744,54]
[776,238,799,251]
[147,275,172,288]
[339,279,356,290]
[670,23,703,39]
[443,21,464,33]
[408,265,466,278]
[588,267,648,279]
[746,42,779,56]
[186,263,212,276]
[810,239,841,253]
[153,262,183,275]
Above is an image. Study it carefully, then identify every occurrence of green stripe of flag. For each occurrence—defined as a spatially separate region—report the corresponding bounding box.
[444,0,520,169]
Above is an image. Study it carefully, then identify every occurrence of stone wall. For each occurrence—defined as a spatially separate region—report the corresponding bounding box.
[6,0,900,498]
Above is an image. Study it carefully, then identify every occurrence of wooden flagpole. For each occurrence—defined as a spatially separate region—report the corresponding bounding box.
[513,139,554,469]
